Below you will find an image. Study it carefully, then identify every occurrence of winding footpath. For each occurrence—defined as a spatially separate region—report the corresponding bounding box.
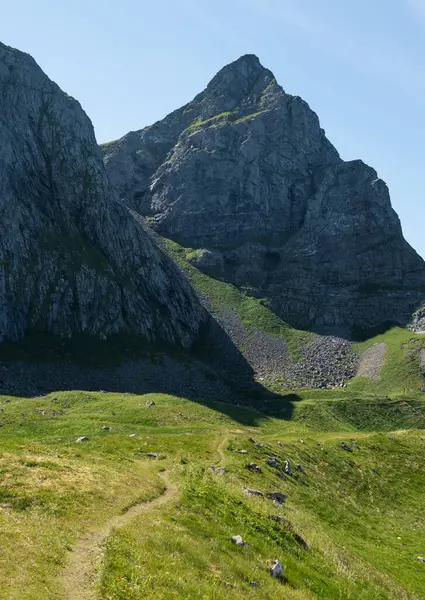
[61,434,231,599]
[61,470,178,600]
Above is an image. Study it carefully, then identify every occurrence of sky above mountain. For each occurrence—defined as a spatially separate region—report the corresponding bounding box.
[1,0,424,258]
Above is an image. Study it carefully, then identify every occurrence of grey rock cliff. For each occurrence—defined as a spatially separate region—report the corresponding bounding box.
[103,54,425,331]
[0,42,205,346]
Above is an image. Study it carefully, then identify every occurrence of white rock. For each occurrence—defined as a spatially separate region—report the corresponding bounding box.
[270,559,283,578]
[231,535,245,546]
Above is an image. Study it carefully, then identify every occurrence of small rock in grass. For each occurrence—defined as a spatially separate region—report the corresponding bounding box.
[231,535,245,546]
[284,459,292,475]
[146,401,156,407]
[268,491,287,504]
[210,466,226,475]
[270,559,284,579]
[247,463,262,473]
[101,425,110,431]
[76,436,88,443]
[244,488,264,497]
[299,439,304,444]
[340,442,352,452]
[145,452,159,458]
[236,449,248,454]
[418,556,425,563]
[277,441,283,447]
[296,464,305,473]
[250,581,259,588]
[293,533,309,550]
[129,433,137,438]
[269,515,287,524]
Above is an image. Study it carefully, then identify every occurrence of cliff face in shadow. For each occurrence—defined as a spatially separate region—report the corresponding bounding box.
[0,41,205,347]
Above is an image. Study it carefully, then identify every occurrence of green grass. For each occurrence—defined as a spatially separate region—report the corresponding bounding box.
[1,391,425,598]
[184,108,272,135]
[350,327,425,395]
[163,240,425,397]
[164,238,311,358]
[185,111,237,134]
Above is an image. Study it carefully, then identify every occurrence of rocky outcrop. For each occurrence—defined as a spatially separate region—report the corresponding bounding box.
[0,42,205,346]
[103,54,425,332]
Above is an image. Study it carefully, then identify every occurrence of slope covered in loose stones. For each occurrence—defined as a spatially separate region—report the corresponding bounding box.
[0,42,205,347]
[102,54,425,332]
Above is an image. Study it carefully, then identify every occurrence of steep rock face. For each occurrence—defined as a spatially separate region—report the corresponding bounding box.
[103,55,425,330]
[0,42,205,346]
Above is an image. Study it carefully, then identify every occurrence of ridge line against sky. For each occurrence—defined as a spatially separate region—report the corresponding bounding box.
[0,0,424,258]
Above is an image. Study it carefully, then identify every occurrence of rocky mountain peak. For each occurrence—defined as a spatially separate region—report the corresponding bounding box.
[0,41,205,346]
[185,54,287,124]
[102,56,425,332]
[200,54,279,111]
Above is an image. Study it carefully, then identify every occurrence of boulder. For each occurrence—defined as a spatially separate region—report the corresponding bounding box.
[231,535,245,546]
[270,559,284,579]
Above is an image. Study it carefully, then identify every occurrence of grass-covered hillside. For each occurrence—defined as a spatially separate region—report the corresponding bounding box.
[0,391,424,599]
[163,238,425,396]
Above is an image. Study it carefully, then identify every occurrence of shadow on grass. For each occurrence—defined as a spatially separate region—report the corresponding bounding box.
[0,316,301,427]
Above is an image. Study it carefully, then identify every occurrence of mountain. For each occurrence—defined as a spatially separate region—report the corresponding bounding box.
[102,54,425,333]
[0,42,205,347]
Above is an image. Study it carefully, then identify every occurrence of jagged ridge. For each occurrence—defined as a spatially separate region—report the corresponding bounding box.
[102,54,425,332]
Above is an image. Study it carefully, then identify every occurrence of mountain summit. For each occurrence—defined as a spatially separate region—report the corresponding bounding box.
[102,55,425,332]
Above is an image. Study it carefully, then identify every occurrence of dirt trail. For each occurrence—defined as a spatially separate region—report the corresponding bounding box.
[216,435,229,466]
[61,470,178,600]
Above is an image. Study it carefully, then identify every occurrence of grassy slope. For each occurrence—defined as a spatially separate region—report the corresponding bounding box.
[0,392,425,599]
[350,327,425,395]
[164,238,311,358]
[164,239,425,398]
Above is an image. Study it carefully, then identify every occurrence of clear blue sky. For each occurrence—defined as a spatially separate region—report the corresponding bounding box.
[1,0,424,257]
